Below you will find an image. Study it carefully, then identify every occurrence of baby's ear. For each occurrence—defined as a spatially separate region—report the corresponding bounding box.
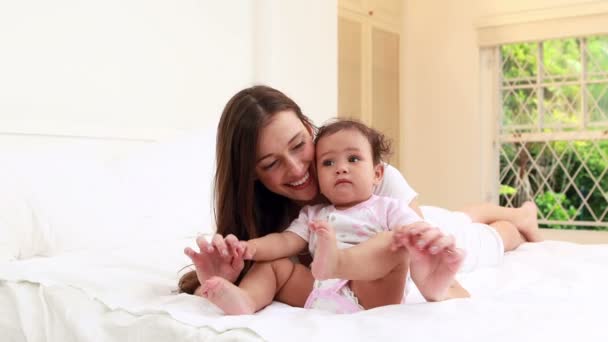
[373,163,384,185]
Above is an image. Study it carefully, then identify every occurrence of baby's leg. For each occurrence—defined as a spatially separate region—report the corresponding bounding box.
[248,258,314,308]
[310,221,339,280]
[312,229,409,281]
[202,258,314,315]
[350,252,409,309]
[309,227,409,308]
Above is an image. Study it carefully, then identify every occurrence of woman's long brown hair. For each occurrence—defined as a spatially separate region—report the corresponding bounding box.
[178,85,316,294]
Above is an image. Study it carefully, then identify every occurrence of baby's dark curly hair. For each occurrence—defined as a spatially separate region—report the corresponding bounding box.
[315,119,392,165]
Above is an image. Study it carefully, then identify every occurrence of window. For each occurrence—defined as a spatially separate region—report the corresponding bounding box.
[498,36,608,230]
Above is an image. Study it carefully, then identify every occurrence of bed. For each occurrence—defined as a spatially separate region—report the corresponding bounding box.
[1,131,608,342]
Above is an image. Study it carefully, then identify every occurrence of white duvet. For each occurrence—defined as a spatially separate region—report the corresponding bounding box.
[1,239,608,342]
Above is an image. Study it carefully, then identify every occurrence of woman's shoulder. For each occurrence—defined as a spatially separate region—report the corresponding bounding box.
[374,163,418,203]
[380,163,407,185]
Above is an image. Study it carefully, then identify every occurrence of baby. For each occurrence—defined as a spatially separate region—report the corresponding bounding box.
[192,119,465,314]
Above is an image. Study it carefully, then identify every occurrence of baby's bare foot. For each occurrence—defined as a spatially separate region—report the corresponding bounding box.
[518,201,543,242]
[201,276,255,315]
[311,224,340,280]
[411,247,466,302]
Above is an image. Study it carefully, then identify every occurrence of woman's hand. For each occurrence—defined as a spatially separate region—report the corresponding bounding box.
[183,234,246,284]
[392,222,466,301]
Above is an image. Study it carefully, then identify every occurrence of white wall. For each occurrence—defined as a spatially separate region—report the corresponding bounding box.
[0,1,253,138]
[400,0,607,209]
[0,0,336,157]
[400,0,479,209]
[254,1,337,126]
[5,0,600,211]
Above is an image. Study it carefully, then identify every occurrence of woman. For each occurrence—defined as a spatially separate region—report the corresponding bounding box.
[179,85,542,307]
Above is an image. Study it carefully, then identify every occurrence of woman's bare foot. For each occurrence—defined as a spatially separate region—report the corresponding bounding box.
[310,222,340,280]
[516,201,544,242]
[201,276,255,315]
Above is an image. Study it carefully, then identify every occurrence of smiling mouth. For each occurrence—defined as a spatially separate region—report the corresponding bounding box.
[286,171,312,189]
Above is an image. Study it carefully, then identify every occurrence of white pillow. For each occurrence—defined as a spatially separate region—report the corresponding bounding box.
[109,129,217,241]
[0,127,217,257]
[9,151,135,256]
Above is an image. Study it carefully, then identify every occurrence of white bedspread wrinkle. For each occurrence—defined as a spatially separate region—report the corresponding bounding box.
[1,239,608,342]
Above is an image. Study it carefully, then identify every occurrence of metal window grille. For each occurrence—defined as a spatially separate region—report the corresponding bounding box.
[498,36,608,230]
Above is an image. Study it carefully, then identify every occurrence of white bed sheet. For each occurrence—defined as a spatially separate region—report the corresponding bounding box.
[1,239,608,342]
[0,282,261,342]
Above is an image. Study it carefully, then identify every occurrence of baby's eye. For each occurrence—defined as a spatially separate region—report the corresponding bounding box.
[322,160,335,167]
[348,156,361,163]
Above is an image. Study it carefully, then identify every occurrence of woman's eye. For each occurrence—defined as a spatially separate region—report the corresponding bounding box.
[348,156,361,163]
[322,160,334,167]
[262,160,278,170]
[293,141,305,150]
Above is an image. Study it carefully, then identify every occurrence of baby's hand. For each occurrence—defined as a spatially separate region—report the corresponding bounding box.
[309,220,331,232]
[236,240,257,260]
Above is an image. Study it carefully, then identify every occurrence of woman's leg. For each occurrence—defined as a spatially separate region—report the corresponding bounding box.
[488,220,526,252]
[200,258,314,315]
[460,201,543,242]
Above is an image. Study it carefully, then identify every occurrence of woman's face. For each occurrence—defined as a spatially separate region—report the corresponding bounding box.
[255,110,318,204]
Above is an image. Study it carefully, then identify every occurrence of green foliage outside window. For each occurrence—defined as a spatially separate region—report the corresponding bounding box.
[500,140,608,230]
[499,36,608,230]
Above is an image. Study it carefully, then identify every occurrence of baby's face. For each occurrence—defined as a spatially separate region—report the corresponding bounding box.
[315,129,383,209]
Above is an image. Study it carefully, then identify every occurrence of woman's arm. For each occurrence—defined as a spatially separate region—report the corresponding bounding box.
[245,231,308,261]
[408,198,424,219]
[376,164,425,218]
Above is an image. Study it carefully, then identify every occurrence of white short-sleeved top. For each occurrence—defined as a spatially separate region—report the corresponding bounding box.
[375,163,417,204]
[286,195,422,256]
